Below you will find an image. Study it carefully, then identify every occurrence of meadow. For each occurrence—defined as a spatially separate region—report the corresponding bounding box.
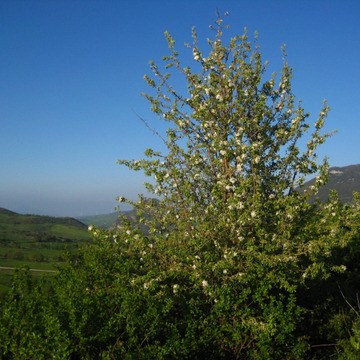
[0,208,91,299]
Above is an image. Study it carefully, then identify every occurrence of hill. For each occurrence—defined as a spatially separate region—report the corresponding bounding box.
[304,164,360,203]
[110,199,161,233]
[77,210,144,231]
[76,212,119,229]
[78,200,161,232]
[0,208,91,298]
[0,208,87,228]
[111,209,145,231]
[77,210,148,232]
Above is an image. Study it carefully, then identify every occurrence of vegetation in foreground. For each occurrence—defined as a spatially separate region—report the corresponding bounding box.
[1,14,360,359]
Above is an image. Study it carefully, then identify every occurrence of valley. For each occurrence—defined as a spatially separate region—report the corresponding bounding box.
[0,208,91,298]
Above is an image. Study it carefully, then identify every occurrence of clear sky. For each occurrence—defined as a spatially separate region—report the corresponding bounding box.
[1,0,359,217]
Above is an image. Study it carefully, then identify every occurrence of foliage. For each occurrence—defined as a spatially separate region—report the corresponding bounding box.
[0,268,71,359]
[1,13,360,359]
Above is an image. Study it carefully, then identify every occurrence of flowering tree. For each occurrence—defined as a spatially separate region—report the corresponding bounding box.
[115,14,359,358]
[1,14,360,360]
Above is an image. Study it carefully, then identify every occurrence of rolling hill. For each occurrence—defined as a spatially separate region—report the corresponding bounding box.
[76,212,120,229]
[77,209,149,233]
[0,208,91,298]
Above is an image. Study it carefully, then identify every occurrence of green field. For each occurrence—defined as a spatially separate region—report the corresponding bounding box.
[0,208,91,299]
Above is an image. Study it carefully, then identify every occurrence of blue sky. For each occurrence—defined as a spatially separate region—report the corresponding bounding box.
[1,0,359,217]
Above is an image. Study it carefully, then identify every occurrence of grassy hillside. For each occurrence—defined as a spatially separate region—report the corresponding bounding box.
[77,212,120,229]
[0,208,91,299]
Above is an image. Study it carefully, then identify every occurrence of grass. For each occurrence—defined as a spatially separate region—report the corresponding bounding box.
[0,208,91,297]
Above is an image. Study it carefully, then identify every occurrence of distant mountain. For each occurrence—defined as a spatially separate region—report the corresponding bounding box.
[79,165,360,231]
[303,164,360,204]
